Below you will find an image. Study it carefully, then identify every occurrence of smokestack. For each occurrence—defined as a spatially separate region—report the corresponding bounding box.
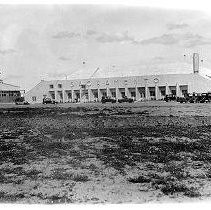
[193,53,199,74]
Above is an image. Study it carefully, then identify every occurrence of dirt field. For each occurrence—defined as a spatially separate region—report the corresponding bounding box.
[1,101,211,203]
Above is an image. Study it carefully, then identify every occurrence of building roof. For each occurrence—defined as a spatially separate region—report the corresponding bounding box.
[64,62,194,80]
[46,61,211,81]
[0,80,20,91]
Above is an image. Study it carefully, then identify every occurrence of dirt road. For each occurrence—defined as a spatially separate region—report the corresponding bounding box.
[1,101,211,203]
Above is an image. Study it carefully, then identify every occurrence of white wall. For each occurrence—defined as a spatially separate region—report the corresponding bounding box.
[25,73,211,104]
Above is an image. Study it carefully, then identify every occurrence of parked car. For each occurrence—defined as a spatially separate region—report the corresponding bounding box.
[118,96,134,103]
[198,93,211,103]
[177,97,188,103]
[164,94,177,102]
[101,96,116,104]
[15,101,30,105]
[177,92,211,103]
[43,98,58,104]
[135,98,145,102]
[15,97,30,105]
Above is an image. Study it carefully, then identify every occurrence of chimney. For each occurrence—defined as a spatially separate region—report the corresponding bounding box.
[0,79,3,84]
[193,53,199,74]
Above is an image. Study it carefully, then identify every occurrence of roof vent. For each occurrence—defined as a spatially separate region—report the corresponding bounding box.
[0,79,3,84]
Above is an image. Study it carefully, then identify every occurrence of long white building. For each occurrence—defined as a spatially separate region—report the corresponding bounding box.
[25,53,211,104]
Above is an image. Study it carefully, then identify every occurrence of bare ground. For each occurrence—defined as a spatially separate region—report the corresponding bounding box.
[1,101,211,203]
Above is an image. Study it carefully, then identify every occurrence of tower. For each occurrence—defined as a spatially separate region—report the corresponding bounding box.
[193,53,199,74]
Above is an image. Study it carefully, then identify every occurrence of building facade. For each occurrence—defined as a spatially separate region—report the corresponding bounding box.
[0,80,24,103]
[24,53,211,104]
[25,72,211,104]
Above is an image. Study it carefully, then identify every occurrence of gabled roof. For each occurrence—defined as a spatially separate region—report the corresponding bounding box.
[0,81,20,91]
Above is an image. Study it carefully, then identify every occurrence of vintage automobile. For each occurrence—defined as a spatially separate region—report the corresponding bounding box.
[194,93,211,103]
[164,94,177,102]
[15,101,30,105]
[43,98,58,104]
[15,97,30,105]
[101,96,116,104]
[177,97,188,103]
[177,92,211,103]
[118,96,134,103]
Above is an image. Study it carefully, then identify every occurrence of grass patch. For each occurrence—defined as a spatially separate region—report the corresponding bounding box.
[160,182,201,197]
[72,174,90,182]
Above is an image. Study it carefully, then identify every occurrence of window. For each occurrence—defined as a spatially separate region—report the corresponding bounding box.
[182,90,188,96]
[161,90,166,96]
[121,92,125,98]
[58,84,62,88]
[76,92,80,99]
[32,96,36,102]
[150,91,155,97]
[131,92,136,97]
[171,90,176,95]
[49,84,54,89]
[112,92,116,98]
[68,93,72,99]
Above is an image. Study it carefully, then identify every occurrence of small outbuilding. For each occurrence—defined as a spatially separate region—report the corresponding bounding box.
[0,79,24,103]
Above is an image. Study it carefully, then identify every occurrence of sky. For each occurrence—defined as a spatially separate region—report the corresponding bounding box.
[1,3,211,90]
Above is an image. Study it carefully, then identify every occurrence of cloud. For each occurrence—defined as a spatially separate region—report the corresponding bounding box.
[53,29,97,40]
[6,74,22,79]
[134,32,211,47]
[153,56,165,61]
[86,29,97,36]
[52,29,211,49]
[167,23,189,30]
[52,31,81,39]
[138,34,179,45]
[0,24,22,52]
[0,49,16,55]
[95,31,135,43]
[58,56,70,61]
[182,33,211,47]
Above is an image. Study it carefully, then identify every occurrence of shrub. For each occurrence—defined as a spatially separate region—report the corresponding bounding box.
[128,175,151,183]
[161,181,188,195]
[72,174,89,182]
[160,181,201,198]
[184,187,201,197]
